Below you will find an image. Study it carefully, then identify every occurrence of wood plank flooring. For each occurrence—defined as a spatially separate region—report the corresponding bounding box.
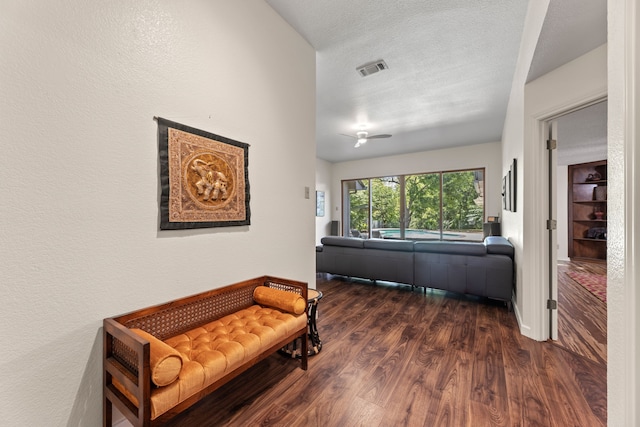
[557,260,607,365]
[165,274,606,427]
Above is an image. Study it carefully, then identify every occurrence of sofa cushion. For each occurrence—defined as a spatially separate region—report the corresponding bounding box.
[130,328,183,387]
[320,236,365,248]
[253,286,306,315]
[363,238,415,252]
[414,241,487,256]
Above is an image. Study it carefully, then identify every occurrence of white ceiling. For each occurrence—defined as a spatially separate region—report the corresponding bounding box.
[527,0,607,82]
[264,0,607,163]
[557,101,607,166]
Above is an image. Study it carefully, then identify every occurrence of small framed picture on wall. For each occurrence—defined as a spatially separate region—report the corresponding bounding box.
[316,191,325,217]
[502,175,509,210]
[509,158,517,212]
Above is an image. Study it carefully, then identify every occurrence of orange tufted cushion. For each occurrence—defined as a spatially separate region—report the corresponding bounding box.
[145,306,306,419]
[253,286,306,315]
[130,329,183,387]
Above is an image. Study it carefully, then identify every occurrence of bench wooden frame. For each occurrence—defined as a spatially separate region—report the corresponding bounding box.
[103,276,308,426]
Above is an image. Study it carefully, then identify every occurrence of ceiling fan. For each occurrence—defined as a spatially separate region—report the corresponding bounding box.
[340,131,392,148]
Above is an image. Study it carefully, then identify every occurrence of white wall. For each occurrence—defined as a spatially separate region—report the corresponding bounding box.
[326,141,503,236]
[607,0,640,424]
[501,6,608,338]
[520,44,607,341]
[500,0,550,337]
[0,1,315,426]
[503,0,639,422]
[315,158,333,245]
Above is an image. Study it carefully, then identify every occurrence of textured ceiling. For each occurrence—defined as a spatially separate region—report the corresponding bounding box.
[265,0,607,163]
[557,101,607,166]
[527,0,607,82]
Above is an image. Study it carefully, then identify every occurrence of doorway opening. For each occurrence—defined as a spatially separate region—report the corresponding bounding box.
[550,100,607,365]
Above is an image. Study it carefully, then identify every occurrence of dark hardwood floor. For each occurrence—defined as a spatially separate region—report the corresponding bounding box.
[165,274,606,427]
[557,260,607,365]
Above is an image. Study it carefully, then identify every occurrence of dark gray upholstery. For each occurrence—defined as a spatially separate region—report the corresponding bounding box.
[362,239,415,284]
[321,236,365,248]
[364,238,415,251]
[484,236,515,257]
[316,236,514,305]
[414,240,487,256]
[317,237,368,279]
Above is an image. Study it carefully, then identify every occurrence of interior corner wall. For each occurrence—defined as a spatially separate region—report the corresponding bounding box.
[519,44,607,342]
[328,141,503,233]
[315,158,333,245]
[501,2,609,340]
[500,0,550,338]
[0,2,315,426]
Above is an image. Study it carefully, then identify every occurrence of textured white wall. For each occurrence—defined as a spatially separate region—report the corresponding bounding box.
[501,0,607,337]
[500,0,550,335]
[607,0,640,424]
[0,1,315,425]
[519,44,607,341]
[329,141,503,229]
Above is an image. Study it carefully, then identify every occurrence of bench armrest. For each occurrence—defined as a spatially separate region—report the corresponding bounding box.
[103,318,151,427]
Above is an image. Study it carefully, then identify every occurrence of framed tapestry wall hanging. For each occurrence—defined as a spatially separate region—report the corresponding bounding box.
[157,117,250,230]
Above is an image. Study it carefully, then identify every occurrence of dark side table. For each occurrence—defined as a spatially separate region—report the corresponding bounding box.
[280,288,323,358]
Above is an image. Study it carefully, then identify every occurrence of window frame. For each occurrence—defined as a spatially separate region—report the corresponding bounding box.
[341,167,485,241]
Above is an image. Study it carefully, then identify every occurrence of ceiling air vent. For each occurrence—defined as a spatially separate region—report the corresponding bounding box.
[356,59,388,77]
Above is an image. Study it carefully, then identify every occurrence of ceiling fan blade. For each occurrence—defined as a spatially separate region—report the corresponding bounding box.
[367,134,392,139]
[339,133,357,139]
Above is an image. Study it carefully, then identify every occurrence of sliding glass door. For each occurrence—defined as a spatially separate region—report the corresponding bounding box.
[441,170,484,240]
[342,168,484,241]
[371,177,401,238]
[405,172,442,240]
[345,180,368,237]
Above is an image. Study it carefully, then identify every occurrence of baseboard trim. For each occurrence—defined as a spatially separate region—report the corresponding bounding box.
[512,296,532,339]
[112,407,131,427]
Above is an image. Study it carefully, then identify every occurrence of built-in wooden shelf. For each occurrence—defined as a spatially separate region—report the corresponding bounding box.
[568,160,607,261]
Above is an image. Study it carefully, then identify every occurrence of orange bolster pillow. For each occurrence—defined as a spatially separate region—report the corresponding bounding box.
[253,286,306,315]
[130,328,183,387]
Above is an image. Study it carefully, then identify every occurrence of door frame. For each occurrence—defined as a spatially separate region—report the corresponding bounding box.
[532,95,607,341]
[546,119,558,341]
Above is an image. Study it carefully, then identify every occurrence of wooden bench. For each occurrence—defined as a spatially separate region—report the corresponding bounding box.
[103,276,308,426]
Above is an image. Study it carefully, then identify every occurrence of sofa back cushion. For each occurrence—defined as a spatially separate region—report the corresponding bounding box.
[320,236,365,248]
[414,241,487,256]
[364,238,415,252]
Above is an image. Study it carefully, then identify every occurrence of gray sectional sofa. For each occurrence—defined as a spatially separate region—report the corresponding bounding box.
[316,236,514,308]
